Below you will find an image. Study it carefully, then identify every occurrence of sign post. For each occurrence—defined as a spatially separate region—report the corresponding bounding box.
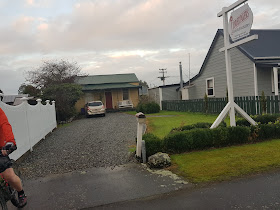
[211,0,258,128]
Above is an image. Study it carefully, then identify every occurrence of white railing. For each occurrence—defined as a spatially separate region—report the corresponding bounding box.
[0,97,57,160]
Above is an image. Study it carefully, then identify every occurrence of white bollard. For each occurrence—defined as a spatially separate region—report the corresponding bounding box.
[135,112,146,159]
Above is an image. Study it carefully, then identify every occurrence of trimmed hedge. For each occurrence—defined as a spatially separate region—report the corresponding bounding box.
[144,121,280,156]
[163,126,250,154]
[236,114,280,126]
[143,133,163,157]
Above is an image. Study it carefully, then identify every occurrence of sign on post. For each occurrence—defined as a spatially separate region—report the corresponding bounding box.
[211,0,258,129]
[228,4,253,42]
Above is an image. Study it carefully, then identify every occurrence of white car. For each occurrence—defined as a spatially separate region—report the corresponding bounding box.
[85,101,106,117]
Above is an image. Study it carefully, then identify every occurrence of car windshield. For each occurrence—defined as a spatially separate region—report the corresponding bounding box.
[88,102,102,106]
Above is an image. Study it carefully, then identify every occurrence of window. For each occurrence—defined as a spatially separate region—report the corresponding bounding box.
[88,101,102,106]
[206,77,215,96]
[123,89,129,100]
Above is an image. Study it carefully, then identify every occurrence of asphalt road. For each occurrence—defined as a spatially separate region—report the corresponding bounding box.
[91,169,280,210]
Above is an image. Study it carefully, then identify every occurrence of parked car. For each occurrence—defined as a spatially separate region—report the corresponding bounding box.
[85,101,106,117]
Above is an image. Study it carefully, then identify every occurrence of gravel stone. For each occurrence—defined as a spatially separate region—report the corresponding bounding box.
[18,113,138,179]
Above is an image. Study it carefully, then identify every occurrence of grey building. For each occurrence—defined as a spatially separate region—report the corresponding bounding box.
[183,29,280,99]
[148,84,181,109]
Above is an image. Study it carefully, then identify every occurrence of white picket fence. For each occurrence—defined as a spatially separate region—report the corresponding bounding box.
[0,97,57,160]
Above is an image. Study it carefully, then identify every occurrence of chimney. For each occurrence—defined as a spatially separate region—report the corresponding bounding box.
[179,62,183,90]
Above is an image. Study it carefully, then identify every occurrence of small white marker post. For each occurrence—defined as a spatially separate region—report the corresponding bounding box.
[135,112,146,159]
[211,0,258,128]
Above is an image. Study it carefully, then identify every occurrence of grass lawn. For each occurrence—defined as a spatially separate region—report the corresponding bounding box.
[171,139,280,183]
[145,111,230,138]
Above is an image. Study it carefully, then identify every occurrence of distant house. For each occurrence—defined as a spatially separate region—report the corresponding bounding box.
[139,86,148,96]
[148,84,181,109]
[75,73,140,112]
[182,29,280,100]
[0,94,34,105]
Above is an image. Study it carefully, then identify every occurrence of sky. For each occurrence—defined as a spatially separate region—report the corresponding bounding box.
[0,0,279,94]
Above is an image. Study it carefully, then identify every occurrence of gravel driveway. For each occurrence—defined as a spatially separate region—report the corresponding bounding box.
[18,113,138,179]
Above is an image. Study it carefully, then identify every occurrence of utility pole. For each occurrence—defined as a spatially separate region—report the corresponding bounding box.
[158,68,168,86]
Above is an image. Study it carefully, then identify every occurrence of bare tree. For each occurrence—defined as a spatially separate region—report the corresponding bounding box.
[26,60,84,89]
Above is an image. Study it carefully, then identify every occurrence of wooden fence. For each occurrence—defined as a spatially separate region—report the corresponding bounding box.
[162,96,280,115]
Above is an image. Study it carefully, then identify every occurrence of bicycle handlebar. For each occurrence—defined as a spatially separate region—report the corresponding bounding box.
[0,143,17,156]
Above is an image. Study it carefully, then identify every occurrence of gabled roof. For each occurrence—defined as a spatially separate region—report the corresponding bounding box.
[75,73,140,91]
[76,73,139,85]
[186,29,280,86]
[239,29,280,60]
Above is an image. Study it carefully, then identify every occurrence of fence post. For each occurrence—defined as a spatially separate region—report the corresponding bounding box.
[52,101,57,128]
[21,97,33,152]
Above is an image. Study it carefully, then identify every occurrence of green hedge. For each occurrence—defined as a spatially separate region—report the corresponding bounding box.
[144,122,280,156]
[236,114,280,126]
[163,126,250,154]
[143,133,163,157]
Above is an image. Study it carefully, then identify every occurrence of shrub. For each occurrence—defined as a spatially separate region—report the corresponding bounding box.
[227,126,250,145]
[163,126,250,154]
[143,133,163,157]
[163,131,194,153]
[236,114,280,126]
[190,129,214,150]
[257,124,277,140]
[212,127,229,147]
[136,102,160,114]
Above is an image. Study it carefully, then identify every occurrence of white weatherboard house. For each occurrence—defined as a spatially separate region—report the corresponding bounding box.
[182,29,280,100]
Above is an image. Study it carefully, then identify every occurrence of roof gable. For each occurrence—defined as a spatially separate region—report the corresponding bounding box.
[188,29,280,85]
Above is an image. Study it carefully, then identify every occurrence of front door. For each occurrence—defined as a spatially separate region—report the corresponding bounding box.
[105,92,113,109]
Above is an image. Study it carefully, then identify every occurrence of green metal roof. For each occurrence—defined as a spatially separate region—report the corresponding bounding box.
[76,73,139,85]
[82,83,140,91]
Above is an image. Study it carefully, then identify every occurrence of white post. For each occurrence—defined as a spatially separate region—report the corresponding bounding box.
[274,67,278,96]
[135,112,146,159]
[223,11,236,126]
[253,64,258,114]
[253,64,258,97]
[21,97,33,152]
[159,87,163,110]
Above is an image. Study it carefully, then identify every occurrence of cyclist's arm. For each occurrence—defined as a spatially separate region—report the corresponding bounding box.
[0,108,17,147]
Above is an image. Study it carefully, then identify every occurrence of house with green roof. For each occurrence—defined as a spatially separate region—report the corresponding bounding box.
[75,73,140,112]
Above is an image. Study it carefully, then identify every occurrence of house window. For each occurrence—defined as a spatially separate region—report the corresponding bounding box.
[123,89,129,100]
[206,77,215,96]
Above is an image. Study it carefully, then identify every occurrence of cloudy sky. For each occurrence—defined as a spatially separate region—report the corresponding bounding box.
[0,0,279,94]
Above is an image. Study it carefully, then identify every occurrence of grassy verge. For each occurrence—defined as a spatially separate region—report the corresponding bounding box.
[57,123,70,128]
[170,139,280,183]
